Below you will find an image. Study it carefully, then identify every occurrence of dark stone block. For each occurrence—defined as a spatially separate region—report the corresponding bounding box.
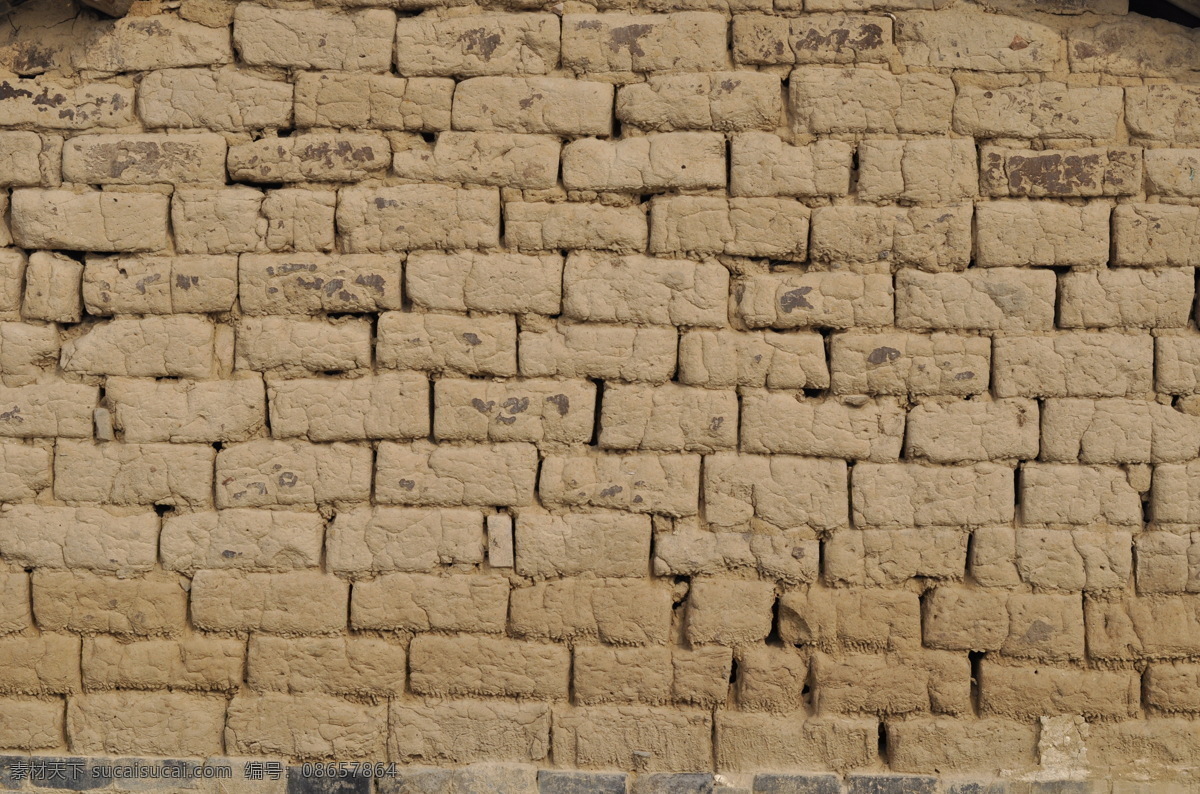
[945,782,1007,794]
[847,776,938,794]
[632,773,714,794]
[378,765,538,794]
[753,774,843,794]
[287,766,372,794]
[539,770,629,794]
[21,756,108,791]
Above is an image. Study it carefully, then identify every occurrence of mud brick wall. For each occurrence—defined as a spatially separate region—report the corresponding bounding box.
[1,0,1200,787]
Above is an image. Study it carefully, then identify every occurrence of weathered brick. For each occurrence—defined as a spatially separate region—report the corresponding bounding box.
[686,578,776,645]
[1089,719,1200,778]
[393,132,559,189]
[0,322,59,385]
[1068,16,1199,77]
[520,322,677,382]
[1059,268,1192,329]
[852,462,1014,528]
[235,316,372,373]
[0,131,52,187]
[897,268,1054,332]
[337,185,500,251]
[215,439,371,508]
[825,528,967,587]
[69,692,225,756]
[979,661,1138,719]
[733,13,892,65]
[704,453,848,531]
[563,132,726,192]
[226,693,386,758]
[0,696,63,749]
[1087,594,1200,660]
[575,645,730,706]
[83,636,243,692]
[1158,336,1200,394]
[553,706,712,771]
[1021,463,1142,527]
[138,68,292,131]
[295,72,453,130]
[715,712,877,773]
[1040,398,1200,465]
[1145,148,1200,198]
[107,373,264,443]
[741,392,904,462]
[234,6,394,71]
[375,440,537,506]
[897,9,1062,71]
[76,16,233,71]
[599,382,737,453]
[54,441,213,506]
[975,201,1110,267]
[992,332,1153,398]
[655,528,818,584]
[887,718,1038,774]
[0,78,134,130]
[0,441,49,502]
[857,139,977,203]
[390,699,550,765]
[906,397,1038,463]
[1146,662,1200,712]
[191,570,347,634]
[809,204,973,272]
[410,635,569,699]
[454,77,613,135]
[1126,84,1200,144]
[954,83,1123,139]
[779,587,921,651]
[409,251,561,315]
[972,527,1131,592]
[0,250,23,314]
[813,651,969,715]
[0,505,156,573]
[734,645,809,711]
[735,273,892,330]
[0,634,79,694]
[269,372,428,442]
[434,377,595,445]
[172,187,266,255]
[0,380,95,439]
[830,332,989,396]
[0,571,31,635]
[649,196,811,259]
[514,511,650,578]
[239,253,399,315]
[327,506,483,573]
[83,254,238,315]
[678,329,827,390]
[1114,203,1200,267]
[562,13,726,75]
[227,133,389,183]
[790,67,953,134]
[1153,461,1200,526]
[563,252,727,327]
[261,189,337,253]
[731,134,850,198]
[539,451,700,516]
[982,146,1141,198]
[22,251,81,323]
[248,636,405,696]
[160,509,324,572]
[352,572,509,632]
[617,73,781,132]
[63,133,226,185]
[505,201,648,253]
[11,189,169,252]
[33,570,186,636]
[377,311,516,376]
[395,14,560,77]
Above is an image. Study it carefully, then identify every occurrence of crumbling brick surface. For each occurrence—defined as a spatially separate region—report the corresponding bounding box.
[0,0,1196,787]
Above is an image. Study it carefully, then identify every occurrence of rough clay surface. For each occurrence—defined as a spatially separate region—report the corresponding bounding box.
[0,0,1195,788]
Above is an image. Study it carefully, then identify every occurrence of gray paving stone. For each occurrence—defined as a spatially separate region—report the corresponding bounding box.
[539,770,628,794]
